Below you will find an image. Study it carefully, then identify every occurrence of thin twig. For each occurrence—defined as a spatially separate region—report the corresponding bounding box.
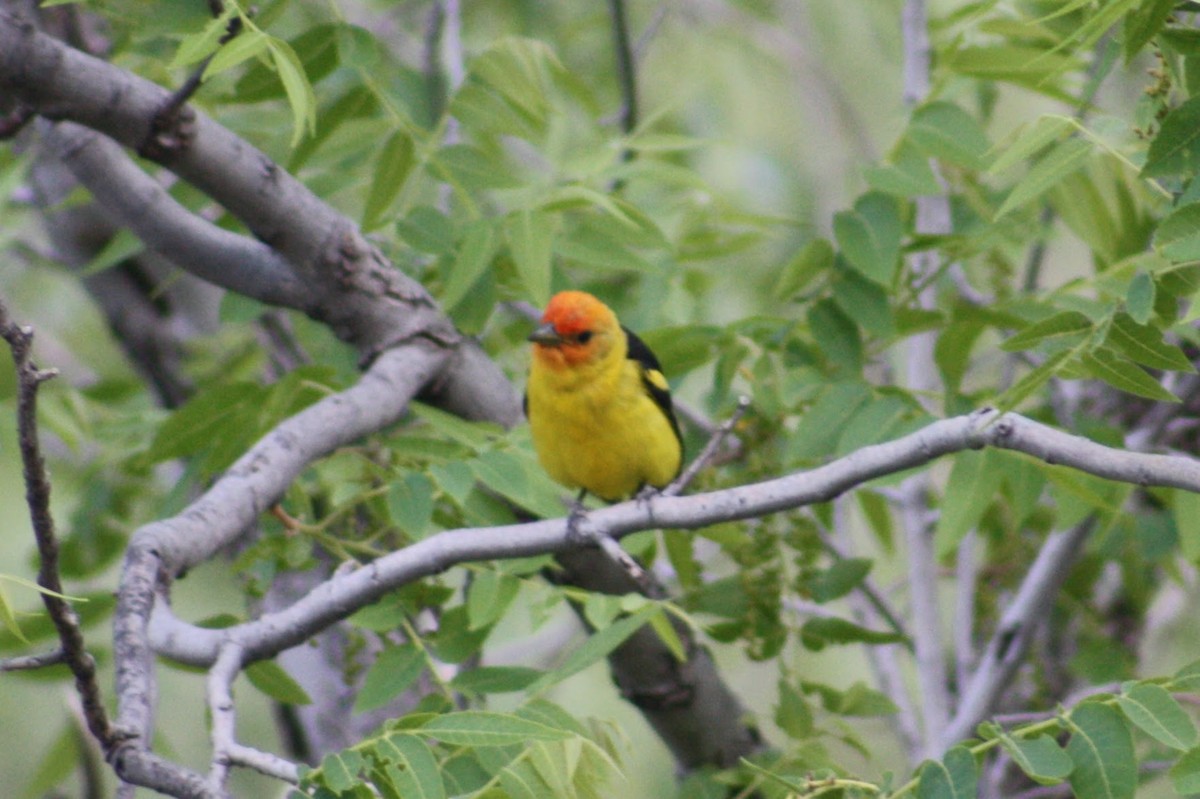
[0,295,116,751]
[664,395,750,496]
[0,647,66,671]
[206,641,244,794]
[140,8,242,159]
[607,0,639,137]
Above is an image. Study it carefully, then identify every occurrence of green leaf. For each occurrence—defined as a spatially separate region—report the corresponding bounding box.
[773,238,834,299]
[1143,95,1200,178]
[1105,313,1194,372]
[449,666,543,694]
[774,679,814,739]
[989,115,1074,175]
[410,402,501,449]
[946,45,1080,98]
[202,29,269,79]
[788,381,872,461]
[388,473,435,539]
[996,138,1092,218]
[1115,682,1198,750]
[835,394,920,456]
[1001,311,1093,352]
[434,144,521,190]
[81,227,144,276]
[1080,349,1178,402]
[465,569,519,631]
[1169,747,1200,795]
[355,643,426,713]
[1123,0,1175,62]
[1066,703,1137,799]
[470,449,565,520]
[935,450,1003,559]
[362,131,416,232]
[317,750,365,792]
[506,210,556,306]
[648,609,687,662]
[1154,203,1200,261]
[145,382,264,467]
[552,225,657,274]
[235,23,342,102]
[833,192,903,285]
[267,39,318,147]
[441,220,497,310]
[244,660,312,706]
[858,490,894,554]
[1173,489,1200,562]
[1161,28,1200,57]
[419,711,573,747]
[0,582,26,644]
[636,325,722,378]
[809,558,873,603]
[802,679,899,717]
[799,616,905,650]
[998,733,1073,785]
[428,605,490,663]
[21,723,78,799]
[994,349,1073,412]
[397,206,457,255]
[498,760,550,799]
[908,101,992,170]
[467,38,561,124]
[807,299,863,375]
[1125,272,1155,325]
[171,7,238,68]
[865,140,941,196]
[374,734,445,799]
[624,131,706,152]
[935,320,984,394]
[917,746,977,799]
[832,266,893,339]
[527,606,658,693]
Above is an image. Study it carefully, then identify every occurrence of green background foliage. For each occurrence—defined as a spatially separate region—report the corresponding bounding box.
[6,0,1200,797]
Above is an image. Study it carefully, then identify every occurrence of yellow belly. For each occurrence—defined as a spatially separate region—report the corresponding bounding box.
[528,360,681,501]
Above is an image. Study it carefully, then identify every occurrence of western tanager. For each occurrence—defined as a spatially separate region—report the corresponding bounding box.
[525,290,683,502]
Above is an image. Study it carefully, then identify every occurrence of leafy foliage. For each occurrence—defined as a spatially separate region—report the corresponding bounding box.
[5,1,1200,798]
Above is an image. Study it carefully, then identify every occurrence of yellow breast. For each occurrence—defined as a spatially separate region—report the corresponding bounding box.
[527,340,682,502]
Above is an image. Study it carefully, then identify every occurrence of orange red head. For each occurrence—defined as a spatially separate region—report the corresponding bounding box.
[527,291,620,370]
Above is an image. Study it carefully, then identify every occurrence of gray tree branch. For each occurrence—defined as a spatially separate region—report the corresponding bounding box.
[122,408,1200,790]
[940,518,1095,750]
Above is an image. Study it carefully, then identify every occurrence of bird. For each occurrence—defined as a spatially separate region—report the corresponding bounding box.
[525,290,683,504]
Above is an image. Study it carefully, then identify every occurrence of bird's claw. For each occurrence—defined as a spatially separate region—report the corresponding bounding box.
[633,484,661,503]
[565,501,593,546]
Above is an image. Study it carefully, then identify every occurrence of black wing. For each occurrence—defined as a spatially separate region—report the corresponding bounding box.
[623,325,684,455]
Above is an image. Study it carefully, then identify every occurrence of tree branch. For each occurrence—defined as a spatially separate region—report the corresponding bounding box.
[110,343,447,795]
[142,408,1200,670]
[46,121,307,308]
[0,295,116,752]
[940,518,1095,749]
[900,0,956,755]
[0,647,66,671]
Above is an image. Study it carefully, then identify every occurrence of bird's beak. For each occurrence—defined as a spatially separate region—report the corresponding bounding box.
[528,322,564,346]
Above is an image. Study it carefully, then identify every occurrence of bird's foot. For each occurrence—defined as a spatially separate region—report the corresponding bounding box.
[633,484,661,503]
[565,498,592,546]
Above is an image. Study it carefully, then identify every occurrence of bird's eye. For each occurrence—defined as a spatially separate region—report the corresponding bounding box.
[576,330,593,344]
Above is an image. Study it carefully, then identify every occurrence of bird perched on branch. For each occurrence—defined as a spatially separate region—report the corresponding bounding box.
[525,290,683,503]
